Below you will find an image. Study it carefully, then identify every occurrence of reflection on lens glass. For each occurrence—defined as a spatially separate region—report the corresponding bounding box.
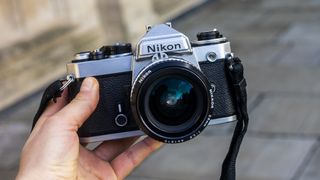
[148,77,197,126]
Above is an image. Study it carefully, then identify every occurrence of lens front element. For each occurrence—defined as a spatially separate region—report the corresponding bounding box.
[149,77,196,125]
[146,76,203,133]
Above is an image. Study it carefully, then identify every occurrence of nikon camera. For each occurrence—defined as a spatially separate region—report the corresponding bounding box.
[67,23,238,144]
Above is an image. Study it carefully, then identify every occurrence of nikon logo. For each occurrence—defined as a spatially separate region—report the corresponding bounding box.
[147,43,182,53]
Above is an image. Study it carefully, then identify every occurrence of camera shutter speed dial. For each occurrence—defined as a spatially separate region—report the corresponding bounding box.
[197,29,223,41]
[101,43,132,56]
[115,104,128,127]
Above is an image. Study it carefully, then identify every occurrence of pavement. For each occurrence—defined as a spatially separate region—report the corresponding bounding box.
[1,0,320,179]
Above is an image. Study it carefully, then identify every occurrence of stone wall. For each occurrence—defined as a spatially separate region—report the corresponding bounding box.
[0,0,204,49]
[0,0,98,47]
[0,0,205,111]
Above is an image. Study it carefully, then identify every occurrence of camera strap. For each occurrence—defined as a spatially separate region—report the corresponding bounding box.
[31,80,63,129]
[31,75,75,130]
[31,57,248,180]
[220,56,249,180]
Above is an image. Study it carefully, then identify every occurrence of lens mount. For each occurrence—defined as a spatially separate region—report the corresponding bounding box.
[131,59,214,143]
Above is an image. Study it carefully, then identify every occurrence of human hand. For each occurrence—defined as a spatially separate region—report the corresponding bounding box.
[16,77,163,180]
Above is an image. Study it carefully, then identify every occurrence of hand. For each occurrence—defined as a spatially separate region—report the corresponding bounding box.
[16,77,163,180]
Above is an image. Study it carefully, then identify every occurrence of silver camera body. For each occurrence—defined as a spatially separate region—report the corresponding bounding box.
[67,23,237,143]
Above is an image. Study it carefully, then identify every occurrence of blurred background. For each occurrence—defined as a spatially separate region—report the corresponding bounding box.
[0,0,320,179]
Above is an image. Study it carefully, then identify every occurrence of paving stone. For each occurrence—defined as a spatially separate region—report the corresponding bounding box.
[234,42,290,65]
[299,144,320,180]
[261,10,320,28]
[229,29,284,47]
[245,65,320,94]
[247,91,261,112]
[0,169,18,180]
[0,122,29,169]
[249,96,320,135]
[261,0,318,9]
[278,43,320,66]
[130,135,231,180]
[174,8,266,39]
[237,137,316,180]
[0,92,40,126]
[130,135,316,180]
[280,23,320,45]
[0,93,39,171]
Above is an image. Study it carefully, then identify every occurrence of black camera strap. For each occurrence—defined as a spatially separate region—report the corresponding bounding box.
[32,75,75,130]
[31,80,63,129]
[31,57,248,180]
[220,56,249,180]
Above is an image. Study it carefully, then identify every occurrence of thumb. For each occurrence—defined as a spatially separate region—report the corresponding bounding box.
[51,77,99,130]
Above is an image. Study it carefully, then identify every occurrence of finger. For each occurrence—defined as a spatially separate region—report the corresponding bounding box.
[51,77,99,130]
[40,89,68,119]
[93,137,138,161]
[78,146,117,180]
[111,137,163,179]
[31,90,68,135]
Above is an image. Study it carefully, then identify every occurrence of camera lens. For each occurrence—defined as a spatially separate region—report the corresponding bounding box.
[145,76,202,133]
[131,59,213,143]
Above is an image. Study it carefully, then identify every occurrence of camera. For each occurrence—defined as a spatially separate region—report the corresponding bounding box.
[67,23,238,144]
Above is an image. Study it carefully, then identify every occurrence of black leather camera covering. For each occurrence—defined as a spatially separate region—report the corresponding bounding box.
[69,72,139,138]
[199,59,236,119]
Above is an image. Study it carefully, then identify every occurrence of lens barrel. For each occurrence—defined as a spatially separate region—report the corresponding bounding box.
[131,59,214,143]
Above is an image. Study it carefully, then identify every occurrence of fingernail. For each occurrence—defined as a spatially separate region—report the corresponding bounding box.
[81,77,94,91]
